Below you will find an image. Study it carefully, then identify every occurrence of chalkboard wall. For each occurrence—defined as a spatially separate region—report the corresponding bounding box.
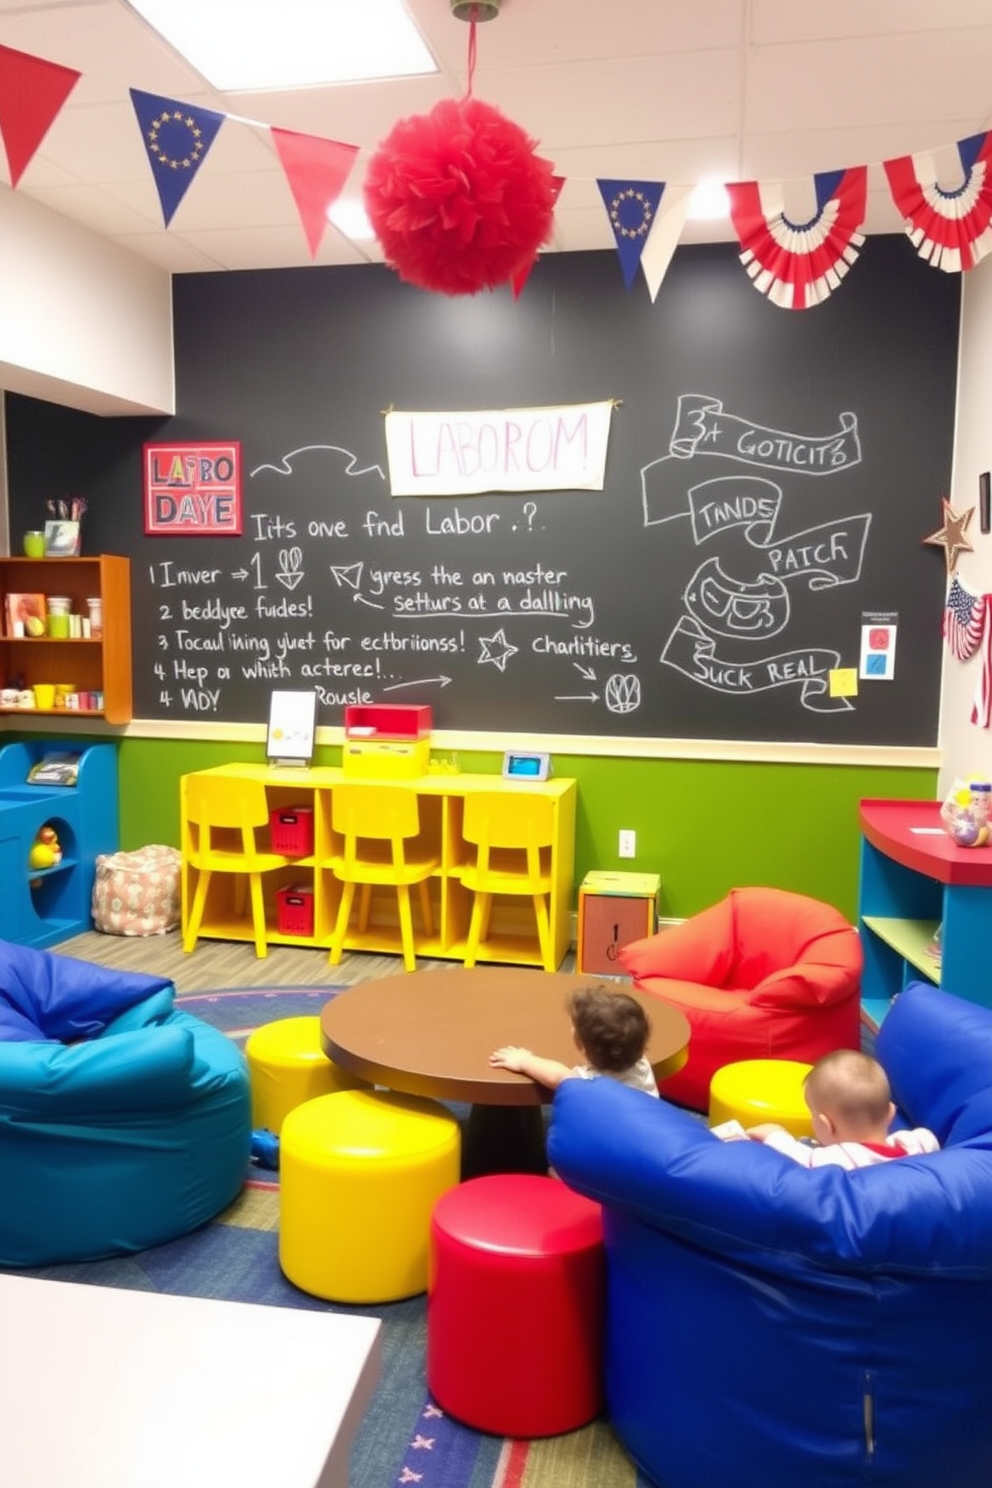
[5,239,959,746]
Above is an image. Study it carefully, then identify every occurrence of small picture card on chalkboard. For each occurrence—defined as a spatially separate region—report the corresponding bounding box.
[267,690,317,768]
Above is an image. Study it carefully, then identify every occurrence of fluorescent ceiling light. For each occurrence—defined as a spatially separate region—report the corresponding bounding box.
[327,197,375,240]
[688,179,730,220]
[126,0,438,92]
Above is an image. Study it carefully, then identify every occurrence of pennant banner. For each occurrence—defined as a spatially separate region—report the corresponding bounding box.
[0,44,80,187]
[883,130,992,273]
[597,179,665,289]
[271,128,359,258]
[130,88,225,227]
[9,42,992,302]
[726,166,868,310]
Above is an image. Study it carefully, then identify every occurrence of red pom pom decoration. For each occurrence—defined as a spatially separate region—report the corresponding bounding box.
[364,95,556,296]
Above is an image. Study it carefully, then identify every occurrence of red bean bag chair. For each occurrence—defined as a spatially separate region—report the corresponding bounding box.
[618,886,863,1110]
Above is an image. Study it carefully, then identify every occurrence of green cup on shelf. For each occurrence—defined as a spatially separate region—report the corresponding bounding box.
[23,531,45,558]
[47,612,70,639]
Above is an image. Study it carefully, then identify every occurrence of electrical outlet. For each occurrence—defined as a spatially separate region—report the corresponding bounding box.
[619,829,636,859]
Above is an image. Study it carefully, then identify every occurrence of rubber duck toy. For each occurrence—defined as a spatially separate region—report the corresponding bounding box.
[28,825,62,870]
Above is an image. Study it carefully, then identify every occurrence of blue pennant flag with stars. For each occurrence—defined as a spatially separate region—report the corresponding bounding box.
[597,178,665,289]
[130,88,225,227]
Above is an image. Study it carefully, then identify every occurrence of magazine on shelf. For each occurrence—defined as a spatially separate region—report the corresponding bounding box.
[26,751,81,786]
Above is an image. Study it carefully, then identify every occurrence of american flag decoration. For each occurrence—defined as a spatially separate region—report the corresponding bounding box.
[883,132,992,273]
[944,577,992,728]
[726,167,867,310]
[945,576,986,660]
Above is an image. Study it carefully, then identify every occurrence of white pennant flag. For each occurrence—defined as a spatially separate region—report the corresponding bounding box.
[640,183,693,301]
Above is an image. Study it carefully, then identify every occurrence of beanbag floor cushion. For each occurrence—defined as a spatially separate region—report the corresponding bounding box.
[0,939,251,1266]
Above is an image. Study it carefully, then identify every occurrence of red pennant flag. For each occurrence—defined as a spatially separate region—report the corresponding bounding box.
[511,173,565,298]
[271,127,359,258]
[0,45,80,187]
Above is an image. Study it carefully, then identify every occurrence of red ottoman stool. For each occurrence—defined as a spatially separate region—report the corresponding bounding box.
[428,1173,604,1437]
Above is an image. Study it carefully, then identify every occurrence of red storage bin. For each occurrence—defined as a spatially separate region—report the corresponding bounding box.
[276,884,314,937]
[269,806,314,856]
[343,704,432,739]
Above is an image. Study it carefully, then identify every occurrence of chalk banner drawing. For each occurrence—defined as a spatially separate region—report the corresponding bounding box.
[640,400,871,715]
[383,402,614,497]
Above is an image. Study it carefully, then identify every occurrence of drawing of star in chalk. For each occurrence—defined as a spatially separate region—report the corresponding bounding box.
[398,1469,423,1483]
[923,497,975,574]
[422,1404,444,1419]
[410,1435,435,1450]
[478,628,518,671]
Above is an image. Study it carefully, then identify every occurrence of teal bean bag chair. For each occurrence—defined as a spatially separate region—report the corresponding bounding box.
[0,940,251,1267]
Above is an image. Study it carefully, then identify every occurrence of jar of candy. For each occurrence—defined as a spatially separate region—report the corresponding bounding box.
[968,780,992,827]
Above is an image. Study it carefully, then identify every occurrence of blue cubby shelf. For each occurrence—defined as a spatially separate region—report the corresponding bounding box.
[0,740,118,948]
[858,798,992,1027]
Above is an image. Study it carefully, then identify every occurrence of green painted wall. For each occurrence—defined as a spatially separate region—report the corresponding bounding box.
[106,736,936,924]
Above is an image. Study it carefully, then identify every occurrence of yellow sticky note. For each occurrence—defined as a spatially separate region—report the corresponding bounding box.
[829,668,858,698]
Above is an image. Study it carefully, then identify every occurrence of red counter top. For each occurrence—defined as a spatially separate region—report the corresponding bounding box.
[860,798,992,888]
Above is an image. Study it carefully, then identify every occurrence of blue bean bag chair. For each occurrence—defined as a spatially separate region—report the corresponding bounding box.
[548,982,992,1488]
[0,940,251,1267]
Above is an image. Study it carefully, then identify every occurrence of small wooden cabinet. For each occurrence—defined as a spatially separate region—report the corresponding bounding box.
[0,555,132,725]
[180,764,577,970]
[858,797,992,1027]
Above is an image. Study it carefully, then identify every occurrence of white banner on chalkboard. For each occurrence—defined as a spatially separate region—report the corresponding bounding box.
[384,401,613,497]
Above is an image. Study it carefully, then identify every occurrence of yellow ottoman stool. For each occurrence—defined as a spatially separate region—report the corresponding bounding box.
[245,1015,367,1134]
[709,1058,814,1138]
[280,1088,461,1303]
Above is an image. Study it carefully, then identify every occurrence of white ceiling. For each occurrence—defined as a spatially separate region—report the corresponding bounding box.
[1,0,992,275]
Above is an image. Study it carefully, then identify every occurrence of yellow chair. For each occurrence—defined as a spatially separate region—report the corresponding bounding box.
[181,774,292,958]
[326,783,440,972]
[458,792,556,972]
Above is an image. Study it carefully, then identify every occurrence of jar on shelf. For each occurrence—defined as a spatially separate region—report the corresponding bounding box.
[969,780,991,827]
[86,597,103,638]
[47,596,71,615]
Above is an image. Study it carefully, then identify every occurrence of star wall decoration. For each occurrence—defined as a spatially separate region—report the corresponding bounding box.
[924,497,975,574]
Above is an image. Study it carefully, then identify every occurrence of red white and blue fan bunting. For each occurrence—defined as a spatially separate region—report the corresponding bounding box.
[726,166,868,310]
[883,131,992,273]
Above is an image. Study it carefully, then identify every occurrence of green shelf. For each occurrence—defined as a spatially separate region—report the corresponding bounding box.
[861,916,941,983]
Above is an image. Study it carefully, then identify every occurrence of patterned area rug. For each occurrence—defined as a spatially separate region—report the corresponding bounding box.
[15,987,647,1488]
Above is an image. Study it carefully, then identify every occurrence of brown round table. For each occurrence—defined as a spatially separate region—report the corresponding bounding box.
[320,968,690,1177]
